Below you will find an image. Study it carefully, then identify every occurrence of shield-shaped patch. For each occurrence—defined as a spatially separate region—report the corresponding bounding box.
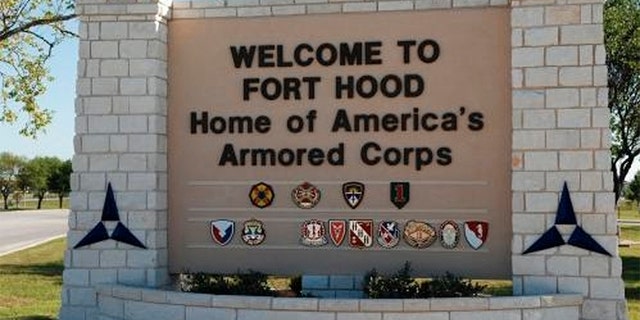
[210,219,235,246]
[342,182,364,209]
[464,221,488,250]
[329,219,346,246]
[349,220,373,248]
[377,220,400,248]
[390,182,410,209]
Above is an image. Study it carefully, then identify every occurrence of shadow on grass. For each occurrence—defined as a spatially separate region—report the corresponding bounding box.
[8,316,57,320]
[0,261,63,278]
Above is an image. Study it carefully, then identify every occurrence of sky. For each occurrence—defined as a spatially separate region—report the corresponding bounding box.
[0,29,77,162]
[0,27,638,180]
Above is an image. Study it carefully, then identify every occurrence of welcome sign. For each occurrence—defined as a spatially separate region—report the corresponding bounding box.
[168,8,511,277]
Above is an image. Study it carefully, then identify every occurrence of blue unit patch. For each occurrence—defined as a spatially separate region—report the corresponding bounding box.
[210,219,235,246]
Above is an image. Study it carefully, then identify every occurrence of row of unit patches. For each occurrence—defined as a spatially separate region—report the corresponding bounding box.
[211,219,489,250]
[250,181,411,209]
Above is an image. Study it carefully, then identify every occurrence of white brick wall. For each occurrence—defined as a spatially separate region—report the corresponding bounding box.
[61,0,627,319]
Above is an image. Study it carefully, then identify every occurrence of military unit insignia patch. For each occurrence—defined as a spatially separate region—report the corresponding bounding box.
[349,220,373,248]
[464,221,488,250]
[329,219,346,246]
[210,219,235,246]
[249,182,274,208]
[292,182,321,209]
[403,220,436,248]
[301,219,327,246]
[377,220,400,248]
[390,182,410,209]
[241,218,266,246]
[439,220,460,249]
[342,182,364,209]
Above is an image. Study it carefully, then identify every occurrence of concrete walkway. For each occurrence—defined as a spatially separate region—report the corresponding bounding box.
[0,209,69,256]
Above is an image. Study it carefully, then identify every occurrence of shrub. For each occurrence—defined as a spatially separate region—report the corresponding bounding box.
[364,261,486,299]
[179,270,274,296]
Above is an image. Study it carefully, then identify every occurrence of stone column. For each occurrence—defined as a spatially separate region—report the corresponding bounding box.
[60,0,171,318]
[509,0,627,318]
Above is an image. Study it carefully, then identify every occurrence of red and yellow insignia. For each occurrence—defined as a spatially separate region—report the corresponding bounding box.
[329,219,346,246]
[249,182,274,208]
[291,182,321,209]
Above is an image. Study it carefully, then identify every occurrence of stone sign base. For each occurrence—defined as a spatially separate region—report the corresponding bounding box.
[95,285,582,320]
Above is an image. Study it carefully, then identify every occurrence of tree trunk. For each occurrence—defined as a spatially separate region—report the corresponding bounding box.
[2,195,8,210]
[37,196,43,209]
[59,195,63,209]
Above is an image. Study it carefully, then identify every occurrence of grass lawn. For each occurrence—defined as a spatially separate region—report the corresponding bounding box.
[0,198,69,212]
[0,238,65,319]
[622,246,640,320]
[619,201,640,220]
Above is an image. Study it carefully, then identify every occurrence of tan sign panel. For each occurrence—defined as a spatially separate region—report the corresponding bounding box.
[168,8,511,277]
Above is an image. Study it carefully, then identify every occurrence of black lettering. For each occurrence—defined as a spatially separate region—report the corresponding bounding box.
[404,74,424,97]
[361,142,381,165]
[354,113,380,132]
[365,41,382,65]
[243,78,260,100]
[276,45,294,67]
[316,43,337,66]
[230,46,256,68]
[258,45,275,67]
[339,42,363,66]
[260,78,282,100]
[421,113,439,131]
[418,39,440,64]
[380,75,402,98]
[303,77,321,99]
[278,148,296,166]
[357,75,378,98]
[191,111,208,134]
[468,112,484,131]
[218,144,239,166]
[255,116,271,133]
[211,116,226,134]
[415,148,433,170]
[441,112,458,131]
[332,109,352,132]
[251,149,276,166]
[381,113,399,131]
[436,147,452,165]
[308,148,325,166]
[335,76,354,99]
[397,40,416,64]
[327,143,344,165]
[294,43,314,66]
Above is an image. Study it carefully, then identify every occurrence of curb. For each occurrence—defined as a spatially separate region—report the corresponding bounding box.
[0,234,67,258]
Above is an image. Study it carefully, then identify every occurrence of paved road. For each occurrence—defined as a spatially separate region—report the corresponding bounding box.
[618,219,640,226]
[0,209,69,256]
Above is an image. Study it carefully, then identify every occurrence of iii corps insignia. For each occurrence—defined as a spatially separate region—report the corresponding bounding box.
[342,182,365,209]
[439,220,460,249]
[403,220,436,248]
[377,220,400,248]
[301,219,327,246]
[464,221,489,250]
[210,219,235,246]
[329,219,346,246]
[292,182,321,209]
[349,220,373,248]
[241,218,266,246]
[390,182,410,209]
[249,182,274,208]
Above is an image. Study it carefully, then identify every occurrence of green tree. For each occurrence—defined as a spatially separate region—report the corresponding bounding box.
[604,0,640,202]
[0,0,76,137]
[47,159,71,208]
[624,172,640,208]
[17,156,60,209]
[0,152,26,209]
